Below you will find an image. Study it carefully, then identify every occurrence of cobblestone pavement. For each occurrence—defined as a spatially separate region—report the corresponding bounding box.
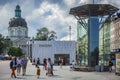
[0,61,119,80]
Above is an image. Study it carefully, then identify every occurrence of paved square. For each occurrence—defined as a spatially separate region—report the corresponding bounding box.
[0,61,119,80]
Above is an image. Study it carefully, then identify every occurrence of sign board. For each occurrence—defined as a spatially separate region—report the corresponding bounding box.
[116,53,120,75]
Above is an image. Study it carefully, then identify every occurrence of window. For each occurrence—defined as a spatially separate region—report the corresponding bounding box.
[11,30,14,36]
[17,29,22,36]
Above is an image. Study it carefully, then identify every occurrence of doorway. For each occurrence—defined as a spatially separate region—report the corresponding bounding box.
[54,54,70,65]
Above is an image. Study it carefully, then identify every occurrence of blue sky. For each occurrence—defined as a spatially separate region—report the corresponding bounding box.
[0,0,120,40]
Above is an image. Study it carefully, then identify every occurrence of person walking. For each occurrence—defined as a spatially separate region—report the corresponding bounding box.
[37,58,40,65]
[10,57,17,78]
[46,58,51,76]
[16,57,22,75]
[71,60,76,70]
[32,58,36,65]
[43,58,47,70]
[35,57,40,67]
[48,58,54,76]
[60,59,63,69]
[36,66,41,79]
[109,59,113,72]
[21,56,28,76]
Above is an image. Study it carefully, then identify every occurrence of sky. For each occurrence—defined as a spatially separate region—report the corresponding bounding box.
[0,0,120,41]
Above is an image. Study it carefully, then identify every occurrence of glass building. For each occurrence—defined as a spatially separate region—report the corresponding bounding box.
[77,17,99,67]
[70,4,118,67]
[88,17,99,67]
[99,19,111,65]
[77,21,88,66]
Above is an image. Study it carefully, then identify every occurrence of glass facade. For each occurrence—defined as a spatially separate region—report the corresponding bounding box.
[77,21,88,66]
[77,16,119,68]
[99,20,111,66]
[77,17,99,67]
[99,26,104,64]
[88,17,99,67]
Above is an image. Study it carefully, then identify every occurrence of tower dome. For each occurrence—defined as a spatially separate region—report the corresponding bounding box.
[9,17,27,28]
[8,5,29,41]
[9,5,27,28]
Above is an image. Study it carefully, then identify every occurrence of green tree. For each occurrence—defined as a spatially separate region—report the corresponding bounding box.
[8,47,23,57]
[0,34,5,54]
[48,31,57,40]
[0,34,13,55]
[4,37,12,52]
[16,47,23,57]
[0,35,13,55]
[35,27,57,40]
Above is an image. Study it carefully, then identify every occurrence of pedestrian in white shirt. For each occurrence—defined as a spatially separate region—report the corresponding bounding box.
[16,57,21,75]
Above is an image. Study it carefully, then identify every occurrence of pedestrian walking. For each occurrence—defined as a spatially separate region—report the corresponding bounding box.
[16,57,22,75]
[32,58,36,65]
[60,59,63,69]
[46,58,51,76]
[43,58,47,70]
[70,60,76,71]
[10,57,17,78]
[21,56,28,76]
[36,66,41,79]
[37,57,40,65]
[50,58,54,76]
[109,59,113,72]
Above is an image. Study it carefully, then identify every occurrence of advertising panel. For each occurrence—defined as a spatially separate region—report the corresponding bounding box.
[116,53,120,75]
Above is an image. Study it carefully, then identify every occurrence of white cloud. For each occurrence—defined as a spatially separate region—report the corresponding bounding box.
[26,1,77,40]
[0,0,120,41]
[64,0,76,6]
[0,3,14,36]
[79,0,90,4]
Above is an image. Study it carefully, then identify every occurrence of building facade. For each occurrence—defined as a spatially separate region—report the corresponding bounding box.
[31,41,76,64]
[8,5,30,54]
[99,15,120,66]
[110,18,120,52]
[99,19,111,65]
[77,21,88,66]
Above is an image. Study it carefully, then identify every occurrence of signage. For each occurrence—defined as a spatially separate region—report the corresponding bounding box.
[39,44,52,47]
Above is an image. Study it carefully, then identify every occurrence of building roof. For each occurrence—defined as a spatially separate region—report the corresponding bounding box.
[69,4,119,17]
[9,5,27,28]
[9,17,27,28]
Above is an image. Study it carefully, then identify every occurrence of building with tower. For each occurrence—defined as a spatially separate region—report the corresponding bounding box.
[8,5,30,54]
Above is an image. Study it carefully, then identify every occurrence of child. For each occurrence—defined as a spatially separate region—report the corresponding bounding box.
[36,66,40,78]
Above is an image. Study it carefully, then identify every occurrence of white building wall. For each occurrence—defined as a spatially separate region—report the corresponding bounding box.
[31,41,76,64]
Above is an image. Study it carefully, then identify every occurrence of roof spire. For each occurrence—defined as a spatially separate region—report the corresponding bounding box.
[15,5,21,17]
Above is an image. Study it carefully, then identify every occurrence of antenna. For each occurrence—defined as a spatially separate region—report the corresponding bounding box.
[93,0,94,4]
[69,26,71,41]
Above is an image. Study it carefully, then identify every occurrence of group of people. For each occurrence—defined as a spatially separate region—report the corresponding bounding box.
[32,58,40,67]
[32,57,54,78]
[10,56,28,78]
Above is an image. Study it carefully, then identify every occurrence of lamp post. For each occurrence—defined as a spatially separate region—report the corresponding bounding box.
[27,41,30,57]
[69,26,71,41]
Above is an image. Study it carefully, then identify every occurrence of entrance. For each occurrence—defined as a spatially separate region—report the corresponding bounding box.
[54,54,70,65]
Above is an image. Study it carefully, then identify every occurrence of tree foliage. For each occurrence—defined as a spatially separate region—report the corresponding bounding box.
[0,34,4,54]
[35,27,57,40]
[8,47,23,57]
[0,34,12,55]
